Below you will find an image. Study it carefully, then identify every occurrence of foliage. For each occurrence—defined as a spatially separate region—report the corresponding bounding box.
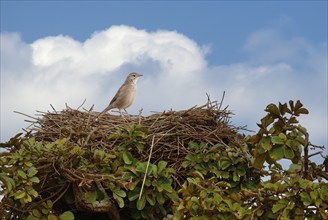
[0,100,327,220]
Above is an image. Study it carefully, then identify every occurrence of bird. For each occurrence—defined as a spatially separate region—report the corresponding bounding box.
[97,72,142,118]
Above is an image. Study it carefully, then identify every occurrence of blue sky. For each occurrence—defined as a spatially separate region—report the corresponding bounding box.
[2,1,326,65]
[1,1,327,159]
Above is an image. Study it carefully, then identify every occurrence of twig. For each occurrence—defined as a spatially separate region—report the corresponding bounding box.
[50,104,57,114]
[77,98,87,110]
[139,135,155,200]
[53,183,70,205]
[308,151,323,158]
[83,127,98,147]
[294,126,310,179]
[138,108,143,125]
[14,111,39,120]
[218,91,225,112]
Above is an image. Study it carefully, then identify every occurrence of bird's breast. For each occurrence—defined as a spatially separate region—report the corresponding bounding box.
[115,84,137,109]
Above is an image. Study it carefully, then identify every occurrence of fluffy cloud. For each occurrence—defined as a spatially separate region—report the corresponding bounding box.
[1,25,327,150]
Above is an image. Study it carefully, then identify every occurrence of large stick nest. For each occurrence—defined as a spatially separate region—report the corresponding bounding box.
[24,99,244,186]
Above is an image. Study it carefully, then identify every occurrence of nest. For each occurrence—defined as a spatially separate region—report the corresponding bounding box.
[22,99,243,186]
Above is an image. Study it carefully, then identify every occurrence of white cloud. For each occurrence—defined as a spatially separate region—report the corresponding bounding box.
[1,25,327,151]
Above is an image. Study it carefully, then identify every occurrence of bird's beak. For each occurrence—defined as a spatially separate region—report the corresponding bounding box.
[138,74,143,77]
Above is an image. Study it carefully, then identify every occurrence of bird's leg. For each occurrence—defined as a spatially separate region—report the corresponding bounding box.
[122,109,131,119]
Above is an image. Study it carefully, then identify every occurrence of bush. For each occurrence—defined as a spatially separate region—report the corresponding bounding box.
[0,100,327,219]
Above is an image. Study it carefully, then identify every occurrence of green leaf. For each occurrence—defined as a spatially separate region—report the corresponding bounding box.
[55,137,70,145]
[283,147,295,159]
[278,133,287,141]
[123,152,133,165]
[221,171,230,179]
[26,215,39,220]
[127,179,139,191]
[156,192,165,205]
[288,117,298,124]
[269,146,284,160]
[14,190,26,200]
[86,191,97,203]
[294,100,303,111]
[32,209,42,218]
[136,162,147,173]
[27,167,38,177]
[213,193,223,203]
[152,164,158,176]
[0,175,15,191]
[192,170,204,179]
[29,176,40,183]
[319,185,328,200]
[181,161,190,168]
[237,168,246,176]
[279,102,289,116]
[48,214,58,220]
[315,198,322,207]
[17,169,27,179]
[200,190,207,198]
[233,172,240,182]
[46,200,53,208]
[310,190,318,200]
[167,192,179,202]
[25,161,33,167]
[289,163,302,172]
[272,199,288,213]
[113,194,125,208]
[300,192,311,206]
[27,186,38,198]
[271,136,284,145]
[69,146,83,155]
[41,208,49,215]
[188,142,199,149]
[128,189,140,201]
[260,115,275,128]
[265,104,280,117]
[94,149,105,160]
[289,100,294,111]
[137,195,146,210]
[59,211,74,220]
[113,188,126,198]
[157,161,168,174]
[26,137,36,146]
[159,178,173,193]
[146,194,156,206]
[191,196,199,204]
[219,160,231,170]
[253,153,267,169]
[295,107,309,116]
[24,194,32,203]
[177,202,185,211]
[256,209,264,217]
[260,137,272,150]
[190,196,199,204]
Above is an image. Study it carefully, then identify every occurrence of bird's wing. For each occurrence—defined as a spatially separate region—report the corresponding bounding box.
[109,83,127,105]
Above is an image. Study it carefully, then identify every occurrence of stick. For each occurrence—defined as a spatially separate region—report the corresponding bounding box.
[77,98,87,110]
[139,135,155,200]
[218,91,225,112]
[13,111,39,120]
[50,104,57,114]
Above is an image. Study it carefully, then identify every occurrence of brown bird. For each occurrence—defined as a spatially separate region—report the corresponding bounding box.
[97,72,142,118]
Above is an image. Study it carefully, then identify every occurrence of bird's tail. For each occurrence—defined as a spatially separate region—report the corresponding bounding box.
[96,105,112,120]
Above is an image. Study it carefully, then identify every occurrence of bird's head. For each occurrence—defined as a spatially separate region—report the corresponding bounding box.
[127,72,143,84]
